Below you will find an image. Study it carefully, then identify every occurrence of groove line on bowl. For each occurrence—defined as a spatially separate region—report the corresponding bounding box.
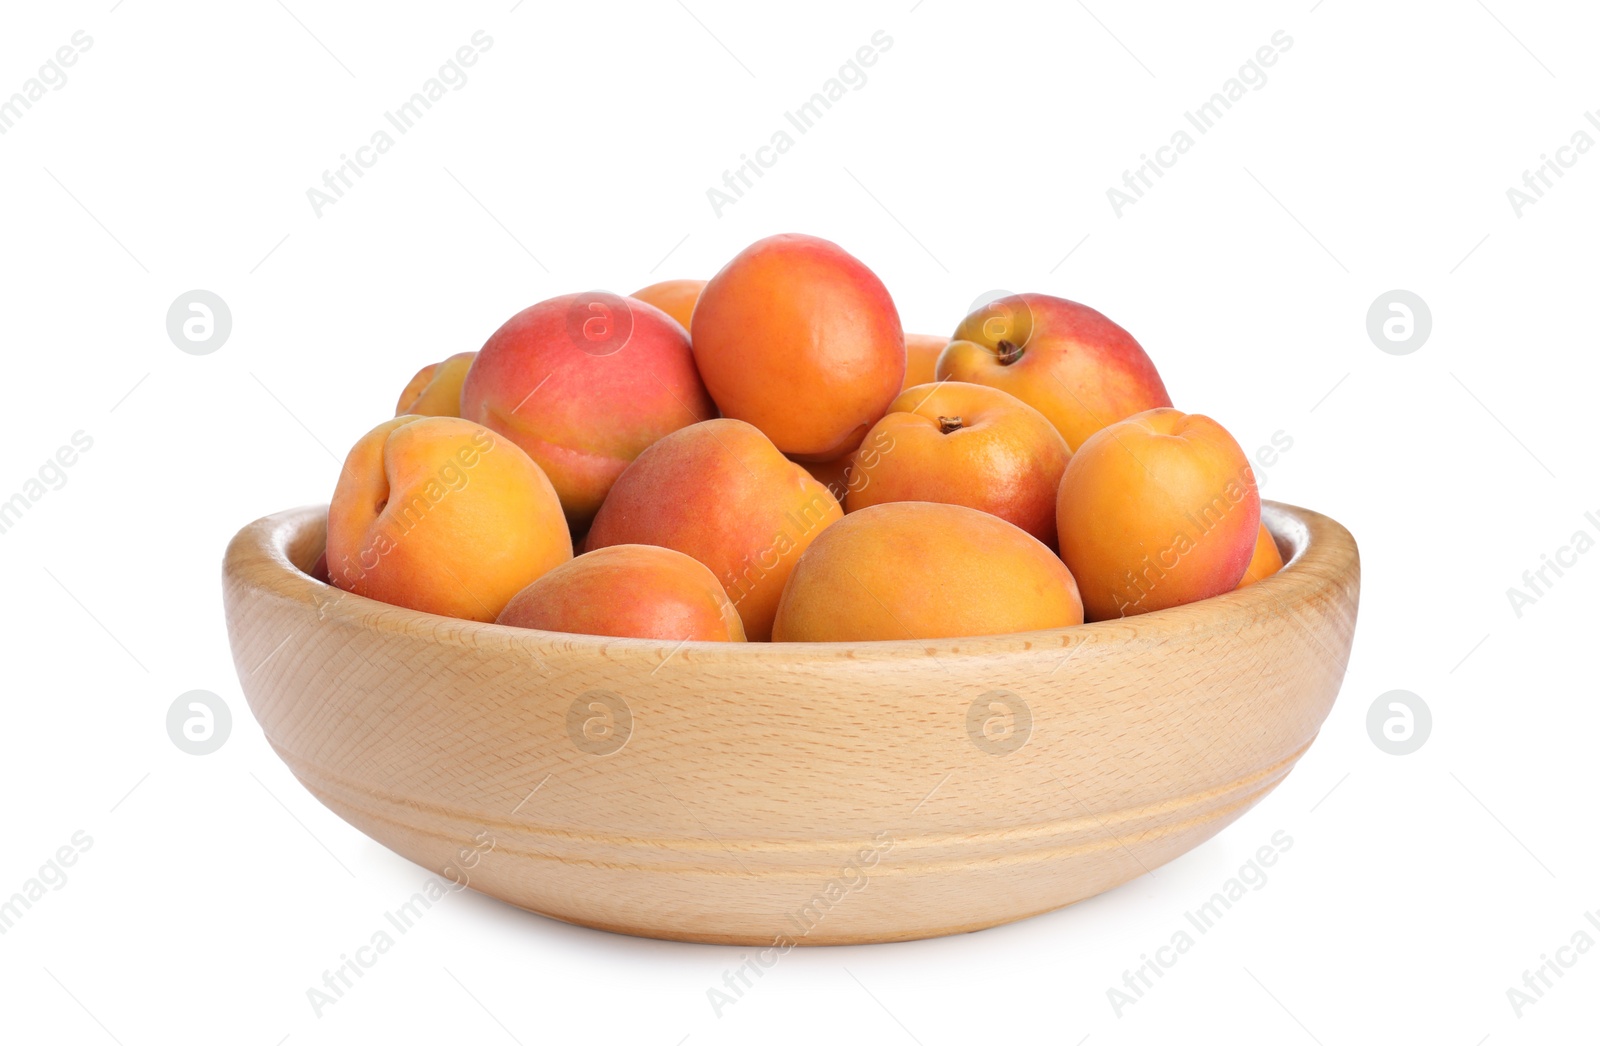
[303,768,1288,877]
[269,734,1311,860]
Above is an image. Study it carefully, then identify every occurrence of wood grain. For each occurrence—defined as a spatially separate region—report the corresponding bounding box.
[222,501,1360,945]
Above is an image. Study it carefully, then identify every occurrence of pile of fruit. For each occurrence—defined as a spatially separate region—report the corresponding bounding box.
[323,233,1282,643]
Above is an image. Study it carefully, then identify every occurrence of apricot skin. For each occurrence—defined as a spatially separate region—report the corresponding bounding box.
[799,454,853,503]
[629,279,705,333]
[845,382,1070,547]
[1055,408,1259,621]
[396,352,476,417]
[1236,523,1285,588]
[585,419,843,642]
[460,293,716,529]
[771,501,1084,643]
[497,544,745,641]
[901,334,948,392]
[326,416,572,622]
[938,293,1170,452]
[691,234,905,461]
[796,427,895,504]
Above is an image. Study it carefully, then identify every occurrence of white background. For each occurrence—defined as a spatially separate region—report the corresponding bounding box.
[2,0,1596,1042]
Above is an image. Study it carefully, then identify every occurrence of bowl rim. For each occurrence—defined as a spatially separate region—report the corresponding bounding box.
[224,500,1357,666]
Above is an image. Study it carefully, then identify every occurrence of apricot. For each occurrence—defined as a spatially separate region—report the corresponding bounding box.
[1055,408,1259,620]
[796,427,894,504]
[901,333,948,392]
[585,419,841,641]
[497,544,745,641]
[771,502,1083,642]
[327,416,572,622]
[938,293,1170,451]
[845,383,1070,547]
[1236,523,1285,588]
[460,292,716,529]
[799,454,853,503]
[395,351,475,417]
[629,279,705,332]
[691,234,904,461]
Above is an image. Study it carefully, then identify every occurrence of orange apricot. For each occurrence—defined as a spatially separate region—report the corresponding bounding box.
[585,419,842,641]
[691,234,904,461]
[327,416,571,621]
[629,279,705,332]
[771,501,1083,642]
[901,333,948,391]
[845,382,1070,547]
[395,351,475,417]
[1236,523,1285,588]
[938,293,1170,451]
[497,544,745,641]
[1055,408,1259,620]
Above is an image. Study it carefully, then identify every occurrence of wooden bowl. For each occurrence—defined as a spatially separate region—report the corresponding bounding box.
[222,501,1358,946]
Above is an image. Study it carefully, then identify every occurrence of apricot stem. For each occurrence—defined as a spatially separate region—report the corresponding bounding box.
[937,416,964,434]
[996,340,1023,365]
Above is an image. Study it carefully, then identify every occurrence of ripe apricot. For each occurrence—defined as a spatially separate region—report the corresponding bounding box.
[460,292,716,529]
[691,234,904,461]
[938,293,1170,451]
[585,419,842,641]
[799,454,853,503]
[395,351,475,417]
[796,427,895,504]
[497,544,745,641]
[773,502,1082,642]
[629,279,705,332]
[846,383,1070,547]
[901,333,948,391]
[327,416,572,622]
[1056,408,1259,620]
[1236,523,1285,588]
